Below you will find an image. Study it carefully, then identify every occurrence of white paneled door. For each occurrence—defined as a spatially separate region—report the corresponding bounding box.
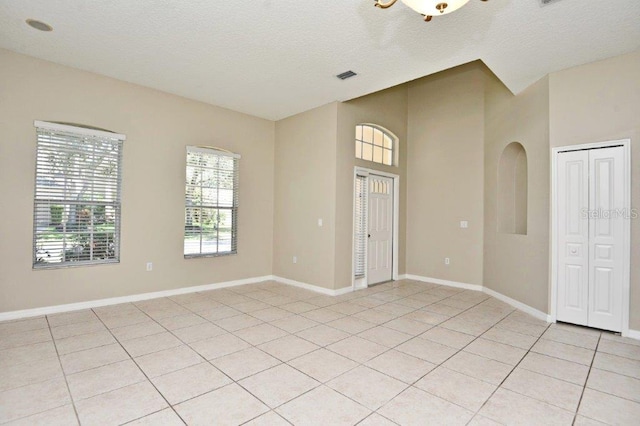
[368,176,393,285]
[557,150,590,326]
[557,146,626,332]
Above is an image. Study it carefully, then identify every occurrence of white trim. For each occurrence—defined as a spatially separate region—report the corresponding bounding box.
[0,274,356,322]
[0,275,272,322]
[352,167,400,290]
[355,167,400,180]
[187,145,241,159]
[625,329,640,340]
[34,120,126,141]
[550,139,631,334]
[403,274,552,323]
[271,276,353,296]
[403,274,483,291]
[483,287,551,322]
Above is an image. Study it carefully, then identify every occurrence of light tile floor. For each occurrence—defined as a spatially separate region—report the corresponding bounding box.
[1,280,639,425]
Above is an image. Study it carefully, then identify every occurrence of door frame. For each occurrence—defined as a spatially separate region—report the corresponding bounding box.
[550,139,631,335]
[352,167,400,290]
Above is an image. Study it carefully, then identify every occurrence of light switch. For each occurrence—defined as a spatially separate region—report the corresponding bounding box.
[460,221,469,229]
[318,218,323,227]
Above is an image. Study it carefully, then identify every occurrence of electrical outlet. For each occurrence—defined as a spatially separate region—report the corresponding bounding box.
[444,258,450,265]
[460,221,468,229]
[146,262,153,271]
[293,256,297,264]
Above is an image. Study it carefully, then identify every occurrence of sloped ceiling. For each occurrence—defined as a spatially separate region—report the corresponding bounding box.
[1,0,639,120]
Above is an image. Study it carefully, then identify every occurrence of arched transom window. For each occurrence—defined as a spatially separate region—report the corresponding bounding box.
[355,124,396,166]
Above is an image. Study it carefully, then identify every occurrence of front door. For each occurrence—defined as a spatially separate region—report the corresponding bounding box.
[368,175,393,285]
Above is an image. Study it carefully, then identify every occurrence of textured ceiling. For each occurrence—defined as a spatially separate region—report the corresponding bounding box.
[1,0,639,120]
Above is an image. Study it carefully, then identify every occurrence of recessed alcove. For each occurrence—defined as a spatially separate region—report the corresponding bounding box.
[498,142,528,235]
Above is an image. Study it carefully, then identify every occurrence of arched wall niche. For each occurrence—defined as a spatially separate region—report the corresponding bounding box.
[498,142,528,235]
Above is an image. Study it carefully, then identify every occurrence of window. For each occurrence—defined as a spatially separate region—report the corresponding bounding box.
[184,147,239,257]
[355,124,396,166]
[33,121,124,268]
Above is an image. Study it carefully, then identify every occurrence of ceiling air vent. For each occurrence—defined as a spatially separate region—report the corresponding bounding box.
[539,0,563,6]
[336,70,357,80]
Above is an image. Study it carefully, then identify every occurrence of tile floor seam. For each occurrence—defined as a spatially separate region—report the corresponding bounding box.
[89,307,190,426]
[471,317,553,421]
[5,281,638,425]
[119,407,186,425]
[238,410,293,426]
[0,380,71,425]
[589,364,640,381]
[406,382,484,416]
[339,293,519,414]
[276,383,376,421]
[515,363,588,387]
[233,377,322,412]
[368,412,402,426]
[390,312,521,409]
[539,335,599,351]
[398,300,517,389]
[573,332,602,425]
[527,346,595,367]
[45,315,82,426]
[596,348,640,362]
[582,369,640,405]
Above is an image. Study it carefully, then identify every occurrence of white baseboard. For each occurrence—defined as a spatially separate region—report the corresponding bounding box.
[624,329,640,340]
[0,274,356,322]
[401,273,551,323]
[403,274,483,292]
[0,275,274,322]
[270,275,353,296]
[482,287,550,322]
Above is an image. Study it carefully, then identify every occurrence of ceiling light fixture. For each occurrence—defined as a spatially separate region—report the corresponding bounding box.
[26,19,53,32]
[374,0,488,22]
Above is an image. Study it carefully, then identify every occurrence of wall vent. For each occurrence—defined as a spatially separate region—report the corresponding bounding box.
[337,70,357,80]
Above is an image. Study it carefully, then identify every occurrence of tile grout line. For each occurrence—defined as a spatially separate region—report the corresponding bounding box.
[572,333,602,425]
[89,307,190,426]
[44,315,83,426]
[300,287,515,420]
[133,290,339,418]
[5,280,636,425]
[467,319,554,425]
[380,294,521,420]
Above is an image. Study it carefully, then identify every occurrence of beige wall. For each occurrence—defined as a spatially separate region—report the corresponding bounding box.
[2,45,638,332]
[273,103,338,289]
[483,73,550,313]
[0,49,275,312]
[335,86,409,289]
[549,50,640,329]
[406,64,485,286]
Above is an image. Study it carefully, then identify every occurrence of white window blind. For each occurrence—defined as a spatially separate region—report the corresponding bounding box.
[185,146,239,258]
[354,175,368,277]
[33,121,124,268]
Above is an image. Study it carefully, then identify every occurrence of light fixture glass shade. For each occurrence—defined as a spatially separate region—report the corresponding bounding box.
[401,0,471,16]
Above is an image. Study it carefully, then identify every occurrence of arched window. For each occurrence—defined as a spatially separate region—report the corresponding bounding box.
[498,142,528,235]
[355,124,397,166]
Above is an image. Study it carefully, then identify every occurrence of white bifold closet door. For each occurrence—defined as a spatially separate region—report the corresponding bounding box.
[557,146,625,332]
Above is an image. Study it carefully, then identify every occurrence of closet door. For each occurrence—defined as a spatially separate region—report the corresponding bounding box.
[588,146,625,331]
[557,150,589,326]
